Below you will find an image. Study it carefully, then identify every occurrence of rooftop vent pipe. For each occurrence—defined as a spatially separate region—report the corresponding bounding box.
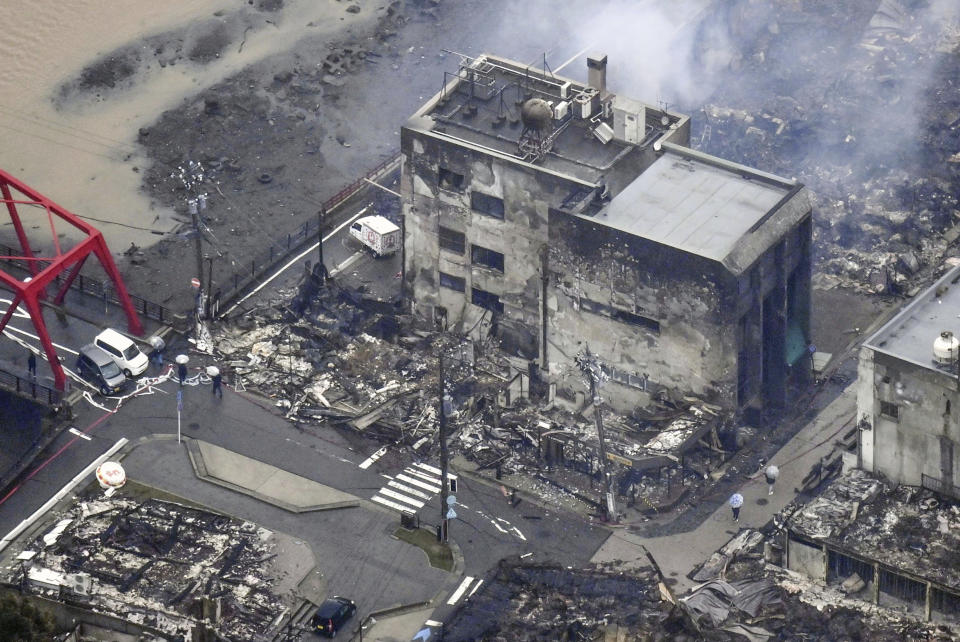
[587,53,607,95]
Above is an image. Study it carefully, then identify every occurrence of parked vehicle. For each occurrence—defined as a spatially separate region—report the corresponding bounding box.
[76,344,126,395]
[311,596,356,638]
[349,215,400,257]
[94,328,148,377]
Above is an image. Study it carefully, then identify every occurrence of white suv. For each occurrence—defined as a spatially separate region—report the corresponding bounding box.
[94,328,149,377]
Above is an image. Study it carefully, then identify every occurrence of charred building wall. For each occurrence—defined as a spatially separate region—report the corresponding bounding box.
[401,53,811,415]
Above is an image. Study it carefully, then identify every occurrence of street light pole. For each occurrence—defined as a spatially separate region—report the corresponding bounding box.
[439,352,450,542]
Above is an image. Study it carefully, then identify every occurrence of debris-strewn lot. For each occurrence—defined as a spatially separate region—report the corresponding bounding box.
[681,527,958,641]
[440,559,695,641]
[4,495,287,640]
[695,0,960,296]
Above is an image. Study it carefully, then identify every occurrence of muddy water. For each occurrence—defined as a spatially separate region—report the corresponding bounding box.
[0,0,372,253]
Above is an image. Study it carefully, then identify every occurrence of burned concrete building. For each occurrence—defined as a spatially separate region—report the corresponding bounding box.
[857,264,960,491]
[401,53,812,416]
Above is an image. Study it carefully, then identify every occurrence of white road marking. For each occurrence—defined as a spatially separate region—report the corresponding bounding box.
[68,428,91,441]
[468,578,484,597]
[447,576,474,605]
[371,495,414,514]
[359,446,387,469]
[388,481,431,501]
[511,527,527,541]
[406,468,442,486]
[396,473,441,494]
[413,462,456,479]
[378,487,424,508]
[425,619,443,627]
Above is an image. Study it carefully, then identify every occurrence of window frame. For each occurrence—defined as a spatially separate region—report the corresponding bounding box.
[471,287,504,313]
[439,271,466,292]
[471,244,505,273]
[438,226,466,254]
[470,191,505,220]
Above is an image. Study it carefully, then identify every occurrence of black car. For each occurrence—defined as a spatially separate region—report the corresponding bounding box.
[311,596,356,638]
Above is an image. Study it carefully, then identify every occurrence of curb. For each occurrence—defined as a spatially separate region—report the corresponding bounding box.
[181,437,360,514]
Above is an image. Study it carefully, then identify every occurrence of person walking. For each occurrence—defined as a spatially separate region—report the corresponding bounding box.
[177,362,187,386]
[729,492,744,522]
[211,371,222,399]
[27,351,36,378]
[765,464,780,495]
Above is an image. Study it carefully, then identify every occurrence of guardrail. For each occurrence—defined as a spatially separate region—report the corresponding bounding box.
[214,153,402,313]
[0,366,62,406]
[921,473,960,501]
[0,242,178,326]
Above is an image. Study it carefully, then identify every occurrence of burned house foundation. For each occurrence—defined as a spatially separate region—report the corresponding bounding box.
[779,469,960,625]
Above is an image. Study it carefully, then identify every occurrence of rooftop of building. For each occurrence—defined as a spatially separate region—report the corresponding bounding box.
[784,468,960,592]
[593,143,804,269]
[864,263,960,372]
[404,53,686,186]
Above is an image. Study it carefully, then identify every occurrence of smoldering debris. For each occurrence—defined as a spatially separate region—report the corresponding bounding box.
[441,558,696,641]
[693,0,960,297]
[3,497,287,640]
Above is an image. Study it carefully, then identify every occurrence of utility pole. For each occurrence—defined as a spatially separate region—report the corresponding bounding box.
[439,352,450,542]
[317,208,327,283]
[190,200,205,318]
[577,347,618,521]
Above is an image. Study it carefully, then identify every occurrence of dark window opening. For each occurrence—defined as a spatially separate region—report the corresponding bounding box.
[471,244,505,272]
[439,272,465,292]
[439,226,465,254]
[471,287,504,313]
[439,167,464,191]
[880,400,899,421]
[470,191,505,220]
[611,308,661,333]
[577,296,660,335]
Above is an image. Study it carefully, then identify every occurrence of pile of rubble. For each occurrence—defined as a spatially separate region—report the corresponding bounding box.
[441,558,696,641]
[682,527,957,640]
[695,0,960,295]
[3,496,286,640]
[214,273,734,513]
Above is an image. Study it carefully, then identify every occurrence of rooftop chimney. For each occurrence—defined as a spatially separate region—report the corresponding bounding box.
[587,53,608,95]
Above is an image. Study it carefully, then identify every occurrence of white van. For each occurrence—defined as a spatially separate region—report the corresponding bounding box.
[94,328,149,377]
[349,215,401,257]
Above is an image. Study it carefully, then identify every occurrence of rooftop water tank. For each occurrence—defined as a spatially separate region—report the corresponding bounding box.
[933,330,960,364]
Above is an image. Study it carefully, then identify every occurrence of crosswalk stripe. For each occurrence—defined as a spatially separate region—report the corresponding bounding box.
[414,462,457,479]
[447,576,474,605]
[371,495,414,514]
[388,481,431,500]
[406,468,442,485]
[359,446,388,469]
[468,578,484,597]
[379,487,425,508]
[397,473,441,493]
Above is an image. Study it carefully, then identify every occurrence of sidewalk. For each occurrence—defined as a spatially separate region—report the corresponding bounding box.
[591,379,857,593]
